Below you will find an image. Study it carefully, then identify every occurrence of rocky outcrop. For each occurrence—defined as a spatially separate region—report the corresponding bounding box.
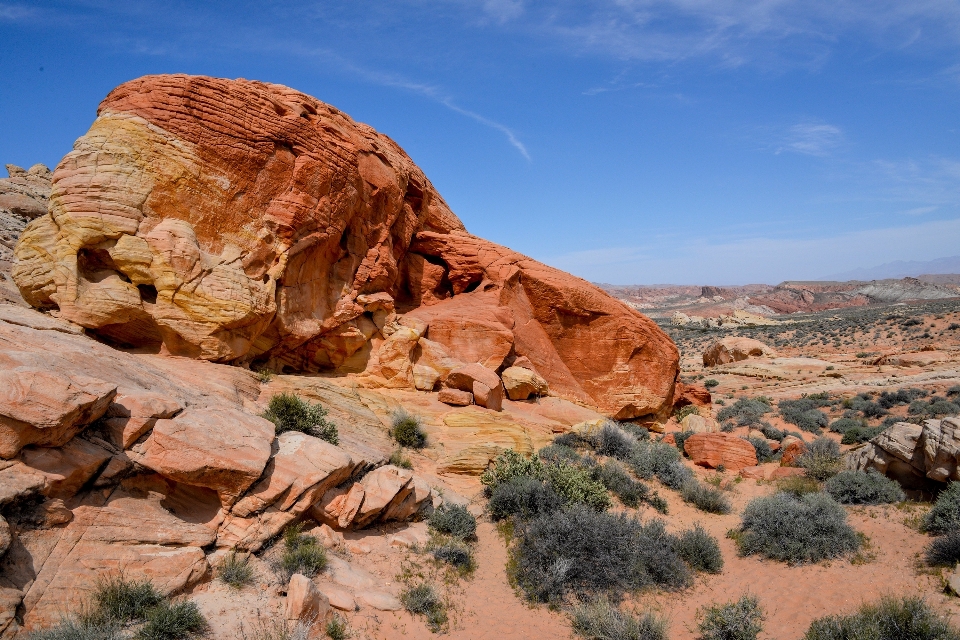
[501,366,549,401]
[702,337,777,367]
[13,74,678,420]
[0,164,50,306]
[874,351,951,367]
[847,418,960,489]
[684,433,758,471]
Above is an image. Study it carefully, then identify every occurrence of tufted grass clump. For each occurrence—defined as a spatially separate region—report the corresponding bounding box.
[432,541,474,571]
[697,594,763,640]
[137,600,207,640]
[390,407,427,449]
[278,524,327,581]
[401,583,448,633]
[922,481,960,535]
[824,470,904,505]
[262,393,339,444]
[803,595,960,640]
[572,599,668,640]
[681,481,732,515]
[91,575,164,624]
[428,504,477,540]
[674,524,724,574]
[797,437,842,481]
[735,492,860,564]
[925,530,960,567]
[217,551,254,589]
[388,448,413,469]
[28,619,122,640]
[325,616,349,640]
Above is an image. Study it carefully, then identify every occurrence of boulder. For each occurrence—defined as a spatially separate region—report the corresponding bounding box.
[19,438,113,500]
[326,556,378,590]
[684,433,758,471]
[0,461,48,506]
[0,368,116,459]
[321,586,357,611]
[357,590,402,611]
[673,382,712,408]
[780,436,807,467]
[413,364,440,391]
[436,407,536,474]
[446,363,503,410]
[216,508,295,552]
[0,586,20,635]
[313,483,365,530]
[472,380,504,411]
[102,390,182,449]
[920,417,960,482]
[134,407,274,507]
[438,388,473,406]
[285,573,328,623]
[0,515,9,557]
[702,337,777,367]
[848,418,960,487]
[353,465,414,529]
[501,366,549,401]
[680,414,719,434]
[12,74,678,419]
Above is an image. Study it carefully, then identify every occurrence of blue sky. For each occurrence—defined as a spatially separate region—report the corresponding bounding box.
[2,1,959,285]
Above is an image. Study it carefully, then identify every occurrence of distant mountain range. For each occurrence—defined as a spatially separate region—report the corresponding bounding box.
[823,255,960,281]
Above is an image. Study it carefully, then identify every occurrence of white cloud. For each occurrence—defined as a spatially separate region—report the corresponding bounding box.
[543,217,960,284]
[778,122,843,156]
[0,3,34,21]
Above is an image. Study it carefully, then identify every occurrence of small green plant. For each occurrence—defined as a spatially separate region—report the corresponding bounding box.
[428,504,477,540]
[923,481,960,534]
[545,461,612,511]
[391,408,427,448]
[924,530,960,567]
[571,599,668,640]
[697,594,763,640]
[676,405,700,421]
[137,600,207,640]
[704,379,720,389]
[389,448,413,469]
[776,475,820,497]
[824,470,904,505]
[674,430,695,453]
[28,619,122,640]
[92,575,164,624]
[681,481,732,514]
[797,437,842,481]
[431,542,474,571]
[262,393,338,444]
[254,367,275,384]
[803,595,960,640]
[674,524,724,574]
[401,583,448,633]
[326,615,349,640]
[482,449,546,489]
[217,551,254,589]
[278,524,327,580]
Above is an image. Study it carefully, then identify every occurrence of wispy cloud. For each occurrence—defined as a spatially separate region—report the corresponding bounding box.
[0,3,35,21]
[778,122,843,156]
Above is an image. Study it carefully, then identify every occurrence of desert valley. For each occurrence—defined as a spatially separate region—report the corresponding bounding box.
[1,75,960,640]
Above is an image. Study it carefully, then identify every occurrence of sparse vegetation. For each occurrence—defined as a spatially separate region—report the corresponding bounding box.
[277,524,327,581]
[390,407,427,448]
[803,596,960,640]
[326,616,348,640]
[137,601,207,640]
[797,437,842,481]
[401,583,448,633]
[262,393,339,444]
[488,475,564,520]
[697,594,763,640]
[922,481,960,534]
[674,524,724,574]
[745,436,775,463]
[428,503,477,540]
[824,470,904,505]
[924,530,960,567]
[735,492,860,564]
[676,404,700,422]
[716,397,771,427]
[779,397,830,433]
[572,599,669,640]
[389,448,413,469]
[681,481,732,515]
[217,551,254,589]
[432,541,474,570]
[704,379,719,388]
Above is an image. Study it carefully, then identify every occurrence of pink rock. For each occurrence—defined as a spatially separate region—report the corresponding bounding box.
[780,437,807,467]
[445,363,501,395]
[684,433,758,471]
[438,388,473,406]
[472,380,503,411]
[353,465,413,529]
[102,390,182,449]
[20,438,112,500]
[285,573,328,622]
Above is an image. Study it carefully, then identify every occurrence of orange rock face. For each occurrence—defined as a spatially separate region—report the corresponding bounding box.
[684,433,758,471]
[702,337,777,367]
[13,74,678,419]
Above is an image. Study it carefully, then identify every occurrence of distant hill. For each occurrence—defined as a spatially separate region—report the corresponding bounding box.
[823,255,960,281]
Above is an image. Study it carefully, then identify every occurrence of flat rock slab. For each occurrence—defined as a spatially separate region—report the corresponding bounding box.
[357,590,402,611]
[326,556,378,590]
[319,585,357,611]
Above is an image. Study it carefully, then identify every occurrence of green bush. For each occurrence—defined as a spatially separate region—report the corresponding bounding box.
[697,594,763,640]
[278,524,327,580]
[326,616,349,640]
[572,599,668,640]
[137,601,206,640]
[596,460,648,508]
[797,437,842,481]
[217,551,254,589]
[704,379,720,389]
[824,470,904,505]
[262,393,339,444]
[925,530,960,567]
[401,584,447,633]
[681,481,732,515]
[545,462,611,512]
[28,620,121,640]
[432,542,474,570]
[674,430,695,453]
[736,492,860,564]
[674,524,723,574]
[658,461,695,491]
[538,443,583,465]
[840,425,883,445]
[513,506,691,603]
[803,595,960,640]
[481,449,545,489]
[390,408,426,448]
[676,405,700,422]
[630,441,682,481]
[593,422,638,460]
[745,437,775,463]
[92,575,163,624]
[923,481,960,534]
[488,475,564,520]
[619,423,651,441]
[828,417,862,435]
[429,503,477,539]
[716,398,771,427]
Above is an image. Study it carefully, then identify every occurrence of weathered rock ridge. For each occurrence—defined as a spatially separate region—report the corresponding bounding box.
[12,74,678,419]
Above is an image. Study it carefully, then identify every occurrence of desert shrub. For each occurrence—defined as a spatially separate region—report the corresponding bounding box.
[704,379,719,388]
[91,575,164,624]
[828,417,862,435]
[262,393,338,444]
[923,481,960,534]
[736,492,859,563]
[697,594,763,640]
[780,398,830,432]
[326,616,348,640]
[746,437,775,463]
[619,423,651,441]
[803,595,960,640]
[594,422,638,460]
[571,599,668,640]
[389,448,413,469]
[797,437,842,481]
[925,530,960,567]
[218,551,254,589]
[278,524,327,580]
[488,475,564,520]
[553,432,588,449]
[948,385,960,397]
[513,506,691,603]
[717,398,771,427]
[674,430,695,453]
[597,460,646,508]
[401,583,447,633]
[859,402,887,419]
[28,620,122,640]
[878,388,926,408]
[390,408,426,448]
[681,481,732,515]
[674,524,723,574]
[676,405,700,422]
[840,425,883,445]
[428,504,477,540]
[545,462,612,511]
[824,470,904,505]
[759,424,785,441]
[657,460,696,491]
[481,449,545,489]
[908,398,960,419]
[137,600,206,640]
[432,542,473,569]
[630,441,681,480]
[539,443,583,464]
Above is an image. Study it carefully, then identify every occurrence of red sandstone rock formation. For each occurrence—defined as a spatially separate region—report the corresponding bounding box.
[13,74,679,419]
[684,433,758,471]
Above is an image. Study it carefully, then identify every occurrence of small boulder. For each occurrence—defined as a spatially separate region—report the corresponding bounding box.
[702,337,777,367]
[680,414,718,434]
[321,586,357,611]
[285,573,329,623]
[353,465,414,528]
[472,380,503,411]
[684,433,758,471]
[413,365,440,391]
[780,436,807,467]
[102,390,182,449]
[20,438,112,500]
[438,388,473,406]
[445,364,501,395]
[357,591,402,611]
[0,514,10,557]
[501,366,549,401]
